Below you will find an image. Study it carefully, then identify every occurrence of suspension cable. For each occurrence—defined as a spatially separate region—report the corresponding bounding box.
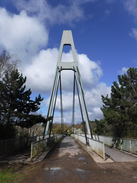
[74,72,88,145]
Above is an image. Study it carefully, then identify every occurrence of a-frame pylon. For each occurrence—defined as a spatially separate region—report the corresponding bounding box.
[43,30,92,141]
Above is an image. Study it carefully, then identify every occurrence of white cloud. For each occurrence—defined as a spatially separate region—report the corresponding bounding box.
[22,47,109,122]
[85,82,111,120]
[118,67,128,75]
[129,28,137,41]
[123,1,137,42]
[23,48,58,92]
[0,1,110,123]
[44,82,110,123]
[13,0,98,25]
[23,49,103,93]
[13,0,84,25]
[43,70,110,123]
[123,0,137,20]
[47,92,78,112]
[78,54,102,89]
[0,8,48,63]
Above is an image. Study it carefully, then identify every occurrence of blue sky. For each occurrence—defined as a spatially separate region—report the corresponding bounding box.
[0,0,137,124]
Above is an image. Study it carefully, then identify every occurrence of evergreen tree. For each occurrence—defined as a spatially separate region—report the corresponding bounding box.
[94,119,109,135]
[0,69,45,139]
[101,67,137,138]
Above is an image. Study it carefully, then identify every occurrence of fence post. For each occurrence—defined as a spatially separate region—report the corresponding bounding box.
[120,139,122,150]
[31,143,33,158]
[130,140,131,153]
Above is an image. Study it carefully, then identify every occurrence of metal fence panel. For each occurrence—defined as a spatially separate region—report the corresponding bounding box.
[94,135,137,155]
[0,136,37,156]
[131,140,137,154]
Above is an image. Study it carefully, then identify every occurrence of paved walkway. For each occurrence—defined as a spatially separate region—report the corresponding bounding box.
[19,136,137,183]
[105,146,137,162]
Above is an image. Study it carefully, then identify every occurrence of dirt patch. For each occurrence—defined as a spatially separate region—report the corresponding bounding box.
[0,163,39,183]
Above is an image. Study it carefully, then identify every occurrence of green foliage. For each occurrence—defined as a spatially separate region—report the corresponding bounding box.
[94,119,109,135]
[52,123,67,134]
[0,69,45,139]
[51,123,73,135]
[89,121,96,134]
[0,168,25,183]
[100,67,137,138]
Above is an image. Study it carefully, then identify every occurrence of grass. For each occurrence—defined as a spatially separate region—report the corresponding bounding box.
[0,168,25,183]
[27,164,36,171]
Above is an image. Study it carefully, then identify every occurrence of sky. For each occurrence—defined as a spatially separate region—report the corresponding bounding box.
[0,0,137,124]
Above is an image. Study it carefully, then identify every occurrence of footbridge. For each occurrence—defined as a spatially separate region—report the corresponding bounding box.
[1,31,137,183]
[43,30,92,144]
[1,136,137,183]
[39,30,137,163]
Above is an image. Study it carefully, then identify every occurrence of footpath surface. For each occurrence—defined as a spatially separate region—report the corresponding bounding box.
[105,146,137,162]
[18,136,137,183]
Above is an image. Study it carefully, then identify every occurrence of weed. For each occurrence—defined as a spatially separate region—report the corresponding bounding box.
[0,168,25,183]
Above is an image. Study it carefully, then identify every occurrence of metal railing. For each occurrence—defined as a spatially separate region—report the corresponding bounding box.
[0,136,37,157]
[93,135,137,155]
[31,134,63,158]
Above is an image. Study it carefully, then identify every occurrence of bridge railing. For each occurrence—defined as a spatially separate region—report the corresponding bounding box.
[31,134,63,158]
[71,134,105,159]
[0,136,37,157]
[92,135,137,155]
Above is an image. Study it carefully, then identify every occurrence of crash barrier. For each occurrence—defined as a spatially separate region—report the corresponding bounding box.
[0,136,37,157]
[31,134,63,158]
[92,135,137,155]
[71,134,105,159]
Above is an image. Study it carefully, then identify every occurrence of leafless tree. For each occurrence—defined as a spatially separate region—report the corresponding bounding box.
[0,49,20,78]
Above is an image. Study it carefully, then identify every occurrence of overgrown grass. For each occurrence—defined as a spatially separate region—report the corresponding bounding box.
[0,168,25,183]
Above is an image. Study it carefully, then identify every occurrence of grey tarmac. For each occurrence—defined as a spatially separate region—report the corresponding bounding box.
[19,136,137,183]
[105,146,137,162]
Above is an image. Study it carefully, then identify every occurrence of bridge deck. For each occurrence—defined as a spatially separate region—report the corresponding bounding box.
[105,146,137,162]
[20,136,137,183]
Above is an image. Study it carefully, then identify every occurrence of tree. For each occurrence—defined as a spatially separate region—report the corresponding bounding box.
[101,67,137,138]
[94,119,109,135]
[0,69,45,139]
[0,49,19,78]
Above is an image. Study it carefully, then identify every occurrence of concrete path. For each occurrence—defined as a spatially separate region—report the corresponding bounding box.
[105,146,137,162]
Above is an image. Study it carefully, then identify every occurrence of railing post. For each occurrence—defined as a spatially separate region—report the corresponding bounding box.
[31,143,33,158]
[130,140,131,153]
[120,139,122,150]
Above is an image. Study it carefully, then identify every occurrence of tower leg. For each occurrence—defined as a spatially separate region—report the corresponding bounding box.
[59,71,64,133]
[72,71,75,131]
[75,72,88,145]
[43,67,59,137]
[75,66,92,138]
